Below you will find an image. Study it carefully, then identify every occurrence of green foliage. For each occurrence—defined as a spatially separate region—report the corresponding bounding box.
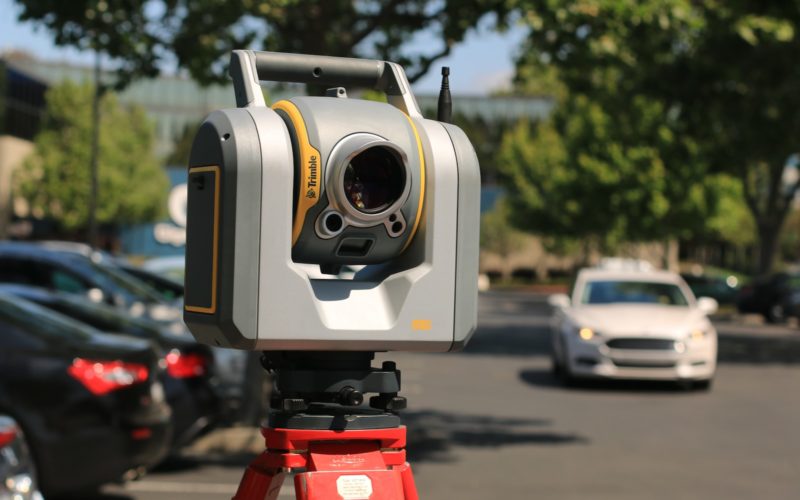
[14,0,162,86]
[703,174,756,247]
[14,1,514,87]
[359,90,388,103]
[15,81,167,231]
[451,114,513,183]
[162,0,514,85]
[480,200,524,257]
[498,92,711,251]
[511,0,800,272]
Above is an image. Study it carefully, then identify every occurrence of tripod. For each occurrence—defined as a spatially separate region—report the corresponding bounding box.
[233,352,419,500]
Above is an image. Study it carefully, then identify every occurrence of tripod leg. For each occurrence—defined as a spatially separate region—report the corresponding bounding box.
[233,453,287,500]
[396,463,419,500]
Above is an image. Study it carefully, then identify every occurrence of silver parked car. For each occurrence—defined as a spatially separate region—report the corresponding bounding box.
[0,415,42,500]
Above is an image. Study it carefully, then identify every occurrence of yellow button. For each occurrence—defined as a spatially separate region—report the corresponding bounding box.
[412,319,432,331]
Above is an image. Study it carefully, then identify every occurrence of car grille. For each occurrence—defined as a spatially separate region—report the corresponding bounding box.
[612,360,677,368]
[606,338,676,350]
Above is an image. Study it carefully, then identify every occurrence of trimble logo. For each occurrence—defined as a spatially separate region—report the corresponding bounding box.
[307,155,318,189]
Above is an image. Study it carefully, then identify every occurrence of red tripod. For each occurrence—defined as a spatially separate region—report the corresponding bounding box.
[234,425,419,499]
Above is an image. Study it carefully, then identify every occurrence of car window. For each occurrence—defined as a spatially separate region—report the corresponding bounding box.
[51,269,91,294]
[91,262,164,303]
[61,255,164,305]
[0,257,49,287]
[581,280,689,306]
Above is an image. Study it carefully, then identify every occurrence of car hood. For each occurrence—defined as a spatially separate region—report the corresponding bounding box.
[567,304,709,337]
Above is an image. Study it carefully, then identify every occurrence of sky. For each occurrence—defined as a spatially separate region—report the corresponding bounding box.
[0,0,527,95]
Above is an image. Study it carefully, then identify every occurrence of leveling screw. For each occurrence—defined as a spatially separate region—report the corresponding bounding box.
[337,386,364,406]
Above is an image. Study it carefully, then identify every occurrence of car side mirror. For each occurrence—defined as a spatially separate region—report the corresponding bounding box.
[697,297,718,315]
[548,293,571,309]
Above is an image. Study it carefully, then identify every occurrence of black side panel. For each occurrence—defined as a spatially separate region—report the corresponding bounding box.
[184,167,219,313]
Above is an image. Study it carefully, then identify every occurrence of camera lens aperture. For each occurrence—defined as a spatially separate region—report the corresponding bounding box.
[343,146,406,214]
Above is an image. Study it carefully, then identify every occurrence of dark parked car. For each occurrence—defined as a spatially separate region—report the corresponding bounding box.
[681,273,740,305]
[0,415,42,499]
[1,242,262,426]
[0,284,219,448]
[0,293,172,496]
[737,272,800,323]
[0,242,183,331]
[117,263,184,302]
[38,242,185,303]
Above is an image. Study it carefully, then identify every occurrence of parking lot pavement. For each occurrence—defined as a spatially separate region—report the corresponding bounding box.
[100,291,800,499]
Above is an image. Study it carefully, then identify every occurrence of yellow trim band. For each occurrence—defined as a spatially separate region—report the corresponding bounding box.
[402,115,426,252]
[272,100,322,245]
[184,165,220,315]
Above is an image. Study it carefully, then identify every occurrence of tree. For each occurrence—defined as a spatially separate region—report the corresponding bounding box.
[14,0,164,245]
[15,81,167,233]
[512,0,800,274]
[497,92,712,255]
[160,0,513,86]
[480,200,524,258]
[14,1,513,86]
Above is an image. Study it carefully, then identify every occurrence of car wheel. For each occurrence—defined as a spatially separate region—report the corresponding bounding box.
[766,304,785,324]
[554,345,575,387]
[550,355,562,376]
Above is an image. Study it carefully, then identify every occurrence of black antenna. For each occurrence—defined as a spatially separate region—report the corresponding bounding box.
[437,66,452,123]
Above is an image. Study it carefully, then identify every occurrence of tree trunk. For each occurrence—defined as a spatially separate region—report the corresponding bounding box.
[663,239,679,272]
[87,50,101,248]
[756,220,782,275]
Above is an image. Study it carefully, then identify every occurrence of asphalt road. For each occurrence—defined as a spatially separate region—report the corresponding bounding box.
[99,291,800,500]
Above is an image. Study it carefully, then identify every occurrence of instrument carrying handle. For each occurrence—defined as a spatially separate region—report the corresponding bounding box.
[229,50,421,117]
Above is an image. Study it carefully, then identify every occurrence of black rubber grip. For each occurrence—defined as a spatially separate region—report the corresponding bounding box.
[253,51,385,88]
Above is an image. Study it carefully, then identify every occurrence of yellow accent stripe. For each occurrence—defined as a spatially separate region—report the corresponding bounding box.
[272,100,322,245]
[402,114,425,252]
[184,165,220,315]
[412,319,432,331]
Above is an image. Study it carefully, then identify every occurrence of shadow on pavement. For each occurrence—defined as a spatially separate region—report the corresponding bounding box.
[403,409,587,463]
[150,451,256,474]
[717,333,800,365]
[518,368,702,394]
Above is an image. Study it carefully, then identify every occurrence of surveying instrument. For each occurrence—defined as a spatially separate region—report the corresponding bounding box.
[183,49,481,499]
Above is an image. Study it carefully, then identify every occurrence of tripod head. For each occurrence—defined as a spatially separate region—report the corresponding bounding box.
[262,351,407,430]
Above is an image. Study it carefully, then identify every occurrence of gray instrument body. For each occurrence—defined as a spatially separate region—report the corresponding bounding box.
[183,50,480,352]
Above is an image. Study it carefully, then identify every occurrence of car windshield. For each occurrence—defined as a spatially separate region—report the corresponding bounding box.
[581,280,689,306]
[70,257,165,304]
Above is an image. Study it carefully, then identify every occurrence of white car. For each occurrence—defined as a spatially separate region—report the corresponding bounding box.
[548,267,718,389]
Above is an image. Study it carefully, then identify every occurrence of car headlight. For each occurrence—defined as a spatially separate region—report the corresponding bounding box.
[577,327,597,341]
[689,329,709,341]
